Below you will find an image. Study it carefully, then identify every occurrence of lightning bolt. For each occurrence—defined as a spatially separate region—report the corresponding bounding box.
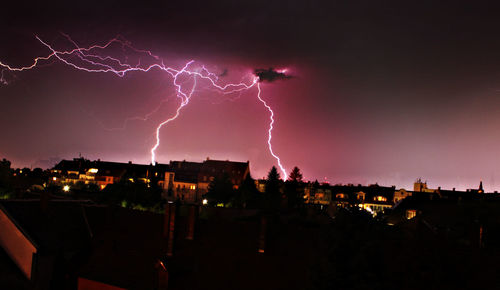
[256,83,287,178]
[0,34,287,176]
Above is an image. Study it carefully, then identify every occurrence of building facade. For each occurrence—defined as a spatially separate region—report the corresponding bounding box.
[49,157,250,204]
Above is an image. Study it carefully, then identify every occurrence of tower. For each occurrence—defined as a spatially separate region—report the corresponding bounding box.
[414,178,428,192]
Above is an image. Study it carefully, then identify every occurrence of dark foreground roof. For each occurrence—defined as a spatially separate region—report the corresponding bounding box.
[0,200,92,253]
[0,247,31,290]
[0,199,323,290]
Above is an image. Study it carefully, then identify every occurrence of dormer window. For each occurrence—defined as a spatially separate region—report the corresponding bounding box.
[357,192,365,201]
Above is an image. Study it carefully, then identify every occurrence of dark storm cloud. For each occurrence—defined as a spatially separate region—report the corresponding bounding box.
[254,68,292,82]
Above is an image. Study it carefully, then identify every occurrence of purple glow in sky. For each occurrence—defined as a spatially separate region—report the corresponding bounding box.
[2,0,500,191]
[1,33,289,178]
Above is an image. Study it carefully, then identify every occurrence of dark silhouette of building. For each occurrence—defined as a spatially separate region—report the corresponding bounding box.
[49,157,250,204]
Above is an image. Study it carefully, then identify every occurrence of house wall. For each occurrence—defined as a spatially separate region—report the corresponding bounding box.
[0,208,37,279]
[394,189,412,203]
[173,181,198,203]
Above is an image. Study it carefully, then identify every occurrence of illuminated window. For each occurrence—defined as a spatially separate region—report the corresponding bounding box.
[375,196,387,202]
[336,193,347,199]
[88,168,98,174]
[190,185,196,190]
[406,209,417,219]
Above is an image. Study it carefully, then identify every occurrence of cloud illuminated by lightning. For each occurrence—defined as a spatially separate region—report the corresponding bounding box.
[0,34,287,177]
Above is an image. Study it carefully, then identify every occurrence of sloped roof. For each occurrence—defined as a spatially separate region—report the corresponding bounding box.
[0,247,31,290]
[167,159,249,184]
[199,160,249,184]
[169,161,203,183]
[53,158,171,179]
[0,200,93,253]
[53,159,91,174]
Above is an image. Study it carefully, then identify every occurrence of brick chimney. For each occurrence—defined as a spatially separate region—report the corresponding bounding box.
[163,202,176,257]
[40,191,50,213]
[156,260,168,290]
[185,205,197,240]
[258,216,267,253]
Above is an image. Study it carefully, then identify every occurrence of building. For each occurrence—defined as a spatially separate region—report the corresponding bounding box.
[304,183,395,215]
[304,183,332,205]
[163,158,250,203]
[393,188,412,204]
[49,157,250,204]
[50,158,166,190]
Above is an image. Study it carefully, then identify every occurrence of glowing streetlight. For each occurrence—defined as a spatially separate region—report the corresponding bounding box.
[202,199,208,205]
[63,185,70,192]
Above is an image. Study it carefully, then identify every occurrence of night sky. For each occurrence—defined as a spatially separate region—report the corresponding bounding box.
[2,1,500,191]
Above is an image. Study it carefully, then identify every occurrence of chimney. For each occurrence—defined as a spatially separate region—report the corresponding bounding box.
[479,225,483,249]
[185,205,197,240]
[156,260,168,290]
[258,216,267,253]
[40,191,50,213]
[163,202,177,257]
[163,203,170,238]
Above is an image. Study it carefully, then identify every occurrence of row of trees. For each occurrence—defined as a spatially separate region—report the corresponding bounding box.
[204,165,306,211]
[0,159,50,198]
[0,159,12,197]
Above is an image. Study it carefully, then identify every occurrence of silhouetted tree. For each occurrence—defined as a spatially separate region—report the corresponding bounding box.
[100,178,162,209]
[265,166,282,211]
[285,166,305,209]
[0,158,12,189]
[206,173,234,206]
[233,174,260,208]
[0,159,13,197]
[288,166,303,183]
